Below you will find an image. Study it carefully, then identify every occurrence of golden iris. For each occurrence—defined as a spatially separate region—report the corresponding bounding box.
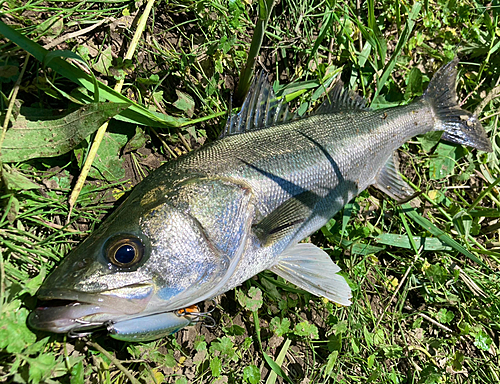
[106,235,144,268]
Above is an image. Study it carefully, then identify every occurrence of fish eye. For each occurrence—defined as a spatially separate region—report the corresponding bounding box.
[105,235,144,268]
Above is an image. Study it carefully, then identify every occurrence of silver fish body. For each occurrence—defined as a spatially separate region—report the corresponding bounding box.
[29,58,492,340]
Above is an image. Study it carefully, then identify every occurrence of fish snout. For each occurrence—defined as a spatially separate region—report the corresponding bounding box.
[29,283,155,334]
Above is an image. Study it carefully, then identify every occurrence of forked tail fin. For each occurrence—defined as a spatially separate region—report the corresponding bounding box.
[424,57,492,152]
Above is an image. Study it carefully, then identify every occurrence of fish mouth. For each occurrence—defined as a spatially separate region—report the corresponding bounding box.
[29,283,154,334]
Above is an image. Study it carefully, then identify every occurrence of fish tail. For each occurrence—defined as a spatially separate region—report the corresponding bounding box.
[423,57,492,152]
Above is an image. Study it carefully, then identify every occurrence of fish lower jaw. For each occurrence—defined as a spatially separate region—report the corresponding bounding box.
[29,301,116,333]
[29,286,155,333]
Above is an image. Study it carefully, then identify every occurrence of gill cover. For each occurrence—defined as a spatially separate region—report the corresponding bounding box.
[139,177,255,311]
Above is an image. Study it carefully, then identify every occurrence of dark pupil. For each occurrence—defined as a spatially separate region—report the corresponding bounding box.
[115,245,135,264]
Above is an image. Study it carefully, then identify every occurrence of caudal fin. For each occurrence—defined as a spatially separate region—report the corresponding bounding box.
[424,57,492,152]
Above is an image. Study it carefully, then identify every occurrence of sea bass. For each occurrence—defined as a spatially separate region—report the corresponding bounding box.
[29,58,492,341]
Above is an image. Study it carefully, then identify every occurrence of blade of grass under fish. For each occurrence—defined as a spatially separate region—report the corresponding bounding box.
[401,203,489,269]
[0,20,181,128]
[398,206,419,254]
[373,2,421,100]
[67,0,156,218]
[234,0,275,104]
[341,202,353,239]
[265,338,292,384]
[252,311,294,384]
[306,10,335,68]
[374,233,452,251]
[467,173,500,212]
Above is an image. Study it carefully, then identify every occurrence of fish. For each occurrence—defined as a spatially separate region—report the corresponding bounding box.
[29,58,492,341]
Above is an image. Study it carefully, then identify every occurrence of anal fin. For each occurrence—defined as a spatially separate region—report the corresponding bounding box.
[374,152,414,202]
[270,243,352,306]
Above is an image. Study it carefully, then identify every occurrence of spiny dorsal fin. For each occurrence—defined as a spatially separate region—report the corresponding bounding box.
[316,81,369,114]
[222,75,369,138]
[222,72,291,138]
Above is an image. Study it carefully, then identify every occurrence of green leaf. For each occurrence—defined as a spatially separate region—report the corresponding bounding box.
[324,351,338,377]
[429,142,459,180]
[367,353,376,369]
[173,90,195,118]
[210,356,222,377]
[293,321,319,339]
[381,344,403,358]
[417,131,443,153]
[405,67,423,100]
[270,317,291,337]
[436,308,455,324]
[452,211,473,238]
[224,324,245,336]
[210,337,238,362]
[473,329,493,351]
[24,337,50,356]
[266,338,291,384]
[70,361,84,384]
[0,64,19,82]
[2,168,39,191]
[374,233,452,251]
[237,287,263,312]
[262,350,294,384]
[0,307,36,354]
[93,46,113,76]
[37,16,64,37]
[88,126,135,181]
[1,103,129,163]
[27,353,57,384]
[243,365,260,384]
[23,268,46,296]
[163,353,176,368]
[419,364,441,384]
[123,127,148,153]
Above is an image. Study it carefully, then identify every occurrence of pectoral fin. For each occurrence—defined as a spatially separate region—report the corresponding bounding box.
[374,152,414,202]
[270,243,352,306]
[253,191,318,247]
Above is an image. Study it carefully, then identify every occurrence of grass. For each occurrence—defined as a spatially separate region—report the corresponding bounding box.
[1,0,500,383]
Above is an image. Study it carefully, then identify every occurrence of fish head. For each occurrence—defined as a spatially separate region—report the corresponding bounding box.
[29,192,231,336]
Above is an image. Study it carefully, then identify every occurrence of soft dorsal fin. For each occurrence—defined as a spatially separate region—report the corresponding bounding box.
[222,72,291,138]
[316,81,369,114]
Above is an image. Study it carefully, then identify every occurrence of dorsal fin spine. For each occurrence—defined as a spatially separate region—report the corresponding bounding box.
[222,73,369,138]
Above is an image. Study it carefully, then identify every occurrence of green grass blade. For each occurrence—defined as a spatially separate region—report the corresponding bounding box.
[252,311,293,384]
[234,0,275,104]
[373,2,422,100]
[402,203,489,269]
[0,21,182,128]
[374,233,452,251]
[398,206,419,254]
[265,338,291,384]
